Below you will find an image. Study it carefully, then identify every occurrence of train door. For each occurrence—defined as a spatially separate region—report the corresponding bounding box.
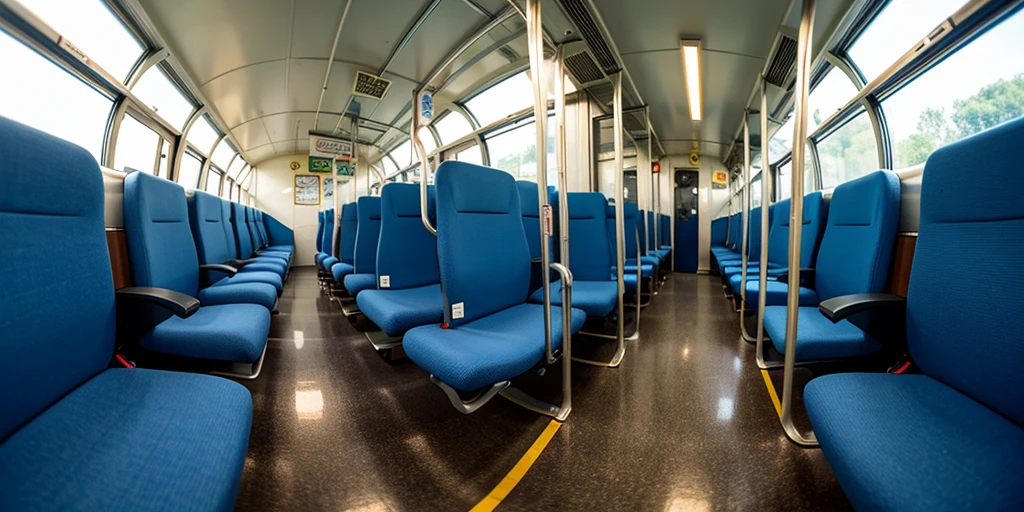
[674,169,699,272]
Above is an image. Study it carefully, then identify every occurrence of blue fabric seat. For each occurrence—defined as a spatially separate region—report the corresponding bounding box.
[357,184,443,335]
[187,191,282,292]
[717,205,767,275]
[314,210,326,264]
[330,202,358,285]
[233,203,287,264]
[223,201,287,275]
[517,181,555,294]
[763,170,900,361]
[805,117,1024,511]
[607,203,648,294]
[344,196,382,296]
[253,209,293,255]
[404,162,586,393]
[528,192,618,318]
[646,211,669,259]
[317,208,337,269]
[124,171,271,361]
[0,116,251,511]
[245,207,290,260]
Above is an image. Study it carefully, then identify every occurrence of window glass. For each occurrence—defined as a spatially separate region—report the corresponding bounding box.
[417,126,437,155]
[389,140,412,168]
[809,67,859,132]
[186,116,219,155]
[132,66,194,129]
[777,161,792,200]
[227,158,246,180]
[849,0,967,83]
[465,72,534,127]
[241,169,253,190]
[19,0,143,81]
[453,144,484,165]
[750,173,763,208]
[768,116,794,164]
[885,10,1024,168]
[157,139,170,178]
[211,139,236,169]
[433,111,473,144]
[0,31,112,161]
[485,116,556,184]
[178,152,202,189]
[381,156,397,174]
[222,178,234,199]
[818,111,878,188]
[113,114,159,173]
[205,169,222,194]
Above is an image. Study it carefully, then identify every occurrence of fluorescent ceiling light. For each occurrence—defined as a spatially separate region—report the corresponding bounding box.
[680,40,702,121]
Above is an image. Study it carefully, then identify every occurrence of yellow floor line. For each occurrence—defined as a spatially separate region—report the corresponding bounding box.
[761,369,783,418]
[470,419,562,512]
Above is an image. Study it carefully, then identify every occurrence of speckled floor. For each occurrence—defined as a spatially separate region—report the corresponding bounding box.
[234,267,851,511]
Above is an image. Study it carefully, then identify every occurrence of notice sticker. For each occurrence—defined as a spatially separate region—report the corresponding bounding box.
[542,205,553,236]
[452,302,465,320]
[379,275,390,288]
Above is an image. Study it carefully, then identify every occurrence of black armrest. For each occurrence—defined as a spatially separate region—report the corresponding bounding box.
[778,267,815,287]
[199,263,238,277]
[115,287,200,318]
[224,258,259,268]
[819,293,907,345]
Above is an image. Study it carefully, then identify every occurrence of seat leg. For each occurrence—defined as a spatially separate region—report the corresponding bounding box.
[211,342,268,380]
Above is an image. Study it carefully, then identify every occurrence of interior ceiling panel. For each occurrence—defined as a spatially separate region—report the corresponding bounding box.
[387,0,489,83]
[245,143,279,164]
[262,112,316,143]
[231,119,272,151]
[201,60,289,128]
[286,59,358,117]
[364,75,416,126]
[290,0,414,68]
[139,0,291,85]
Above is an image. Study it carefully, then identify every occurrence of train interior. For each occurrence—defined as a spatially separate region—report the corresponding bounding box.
[1,0,1022,510]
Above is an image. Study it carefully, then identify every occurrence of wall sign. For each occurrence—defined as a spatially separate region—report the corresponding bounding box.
[322,176,334,201]
[290,161,301,171]
[294,175,321,205]
[309,134,352,174]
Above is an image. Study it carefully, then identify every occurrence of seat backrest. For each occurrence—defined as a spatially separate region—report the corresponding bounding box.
[255,210,270,246]
[245,207,263,249]
[909,117,1024,425]
[263,211,294,246]
[659,213,670,247]
[377,184,438,290]
[0,117,115,441]
[321,208,335,258]
[814,170,900,301]
[353,196,382,274]
[711,217,728,246]
[745,206,763,259]
[124,171,200,297]
[765,192,828,269]
[435,161,530,326]
[316,210,325,252]
[564,193,611,281]
[187,190,233,269]
[220,199,241,258]
[607,202,641,261]
[647,210,656,250]
[231,202,255,258]
[340,202,357,265]
[728,214,741,249]
[517,181,544,262]
[636,208,648,254]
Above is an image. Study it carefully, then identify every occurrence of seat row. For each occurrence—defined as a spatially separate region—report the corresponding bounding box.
[710,116,1024,509]
[0,117,278,510]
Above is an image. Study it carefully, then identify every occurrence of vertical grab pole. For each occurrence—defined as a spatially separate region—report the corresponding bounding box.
[526,0,554,364]
[611,72,626,365]
[554,43,573,419]
[412,88,436,236]
[780,0,818,447]
[649,108,658,269]
[740,114,754,341]
[755,78,775,368]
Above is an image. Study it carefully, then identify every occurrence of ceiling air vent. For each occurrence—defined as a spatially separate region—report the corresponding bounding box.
[352,71,392,100]
[763,32,797,89]
[558,0,620,75]
[497,45,520,63]
[565,50,604,84]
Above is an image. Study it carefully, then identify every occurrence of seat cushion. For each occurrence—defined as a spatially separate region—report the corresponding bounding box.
[357,284,445,336]
[0,369,251,512]
[343,273,377,295]
[257,250,290,262]
[238,261,286,278]
[722,263,784,280]
[763,306,882,361]
[528,280,618,318]
[254,256,288,273]
[266,244,293,253]
[199,282,278,310]
[404,303,586,391]
[142,304,269,362]
[805,373,1024,511]
[741,280,818,306]
[321,256,339,271]
[331,262,354,283]
[214,270,282,292]
[316,252,329,264]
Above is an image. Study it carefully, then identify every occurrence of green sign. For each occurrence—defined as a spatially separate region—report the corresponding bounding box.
[309,156,332,173]
[336,161,354,177]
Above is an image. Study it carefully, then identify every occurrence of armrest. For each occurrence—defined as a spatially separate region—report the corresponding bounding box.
[778,267,815,287]
[115,287,200,318]
[199,263,238,277]
[224,258,259,268]
[819,293,907,345]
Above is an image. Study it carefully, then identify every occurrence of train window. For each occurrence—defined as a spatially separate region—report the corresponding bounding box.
[186,116,219,156]
[485,117,555,183]
[131,66,194,129]
[750,172,763,208]
[417,127,438,155]
[238,165,253,187]
[809,67,859,132]
[210,139,236,169]
[227,158,246,180]
[19,0,143,81]
[381,156,398,174]
[241,169,253,191]
[157,139,170,178]
[848,0,967,83]
[389,141,412,169]
[113,113,160,174]
[777,161,792,200]
[178,152,202,189]
[205,169,222,194]
[433,111,473,144]
[818,110,877,188]
[884,9,1024,168]
[453,144,484,165]
[0,31,112,161]
[768,116,794,164]
[222,178,234,199]
[465,71,533,127]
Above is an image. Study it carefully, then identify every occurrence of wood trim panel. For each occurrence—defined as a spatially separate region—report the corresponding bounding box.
[106,229,131,290]
[887,233,917,297]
